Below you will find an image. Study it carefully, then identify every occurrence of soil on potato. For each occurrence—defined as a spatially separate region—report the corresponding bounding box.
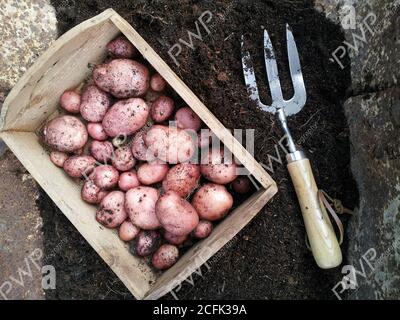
[41,0,358,299]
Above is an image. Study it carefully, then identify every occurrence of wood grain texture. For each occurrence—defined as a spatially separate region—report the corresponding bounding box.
[287,158,342,269]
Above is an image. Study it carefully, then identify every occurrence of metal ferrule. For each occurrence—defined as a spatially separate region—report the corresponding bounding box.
[286,150,306,163]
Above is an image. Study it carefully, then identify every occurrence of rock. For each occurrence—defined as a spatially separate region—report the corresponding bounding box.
[344,87,400,299]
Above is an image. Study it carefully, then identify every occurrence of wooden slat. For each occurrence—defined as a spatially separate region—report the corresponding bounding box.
[0,131,156,299]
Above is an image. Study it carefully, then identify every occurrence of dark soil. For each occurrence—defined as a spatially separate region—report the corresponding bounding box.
[43,0,358,299]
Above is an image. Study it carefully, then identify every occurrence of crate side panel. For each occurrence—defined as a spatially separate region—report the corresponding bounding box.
[0,131,156,299]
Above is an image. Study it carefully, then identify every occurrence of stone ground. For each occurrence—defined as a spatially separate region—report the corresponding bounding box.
[0,0,399,299]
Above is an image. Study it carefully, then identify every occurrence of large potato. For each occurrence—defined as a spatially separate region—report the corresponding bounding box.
[155,191,199,236]
[90,140,114,163]
[150,96,174,123]
[43,115,88,153]
[125,186,161,230]
[131,230,161,257]
[192,183,233,221]
[118,171,140,191]
[60,90,81,114]
[152,244,179,270]
[102,98,149,137]
[175,107,202,131]
[106,36,137,59]
[137,163,169,185]
[118,220,140,242]
[63,155,96,178]
[80,85,111,122]
[92,165,119,189]
[162,163,200,198]
[145,125,196,164]
[112,146,136,171]
[131,131,155,161]
[96,191,127,228]
[200,148,238,184]
[93,59,150,98]
[49,151,69,168]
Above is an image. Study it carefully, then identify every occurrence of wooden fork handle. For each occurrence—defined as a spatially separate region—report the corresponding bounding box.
[287,157,342,269]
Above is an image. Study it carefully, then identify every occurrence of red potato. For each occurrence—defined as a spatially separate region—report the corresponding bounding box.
[63,155,96,178]
[87,123,108,141]
[156,191,199,236]
[150,73,167,92]
[175,107,202,131]
[145,125,196,164]
[91,165,119,189]
[131,230,161,257]
[118,220,140,242]
[192,183,233,221]
[60,90,81,113]
[93,59,150,98]
[43,115,88,153]
[164,231,188,245]
[96,191,127,228]
[80,85,111,122]
[112,146,136,171]
[162,163,200,198]
[192,220,213,239]
[200,148,238,184]
[118,171,140,191]
[152,244,179,270]
[137,163,169,185]
[232,176,252,194]
[150,96,174,123]
[81,180,103,204]
[106,36,137,59]
[102,98,149,137]
[90,140,114,163]
[131,131,155,161]
[125,186,161,230]
[49,151,69,168]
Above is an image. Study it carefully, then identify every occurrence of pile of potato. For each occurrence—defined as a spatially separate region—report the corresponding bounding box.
[43,36,251,271]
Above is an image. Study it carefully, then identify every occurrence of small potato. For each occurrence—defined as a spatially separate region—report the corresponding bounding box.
[112,146,136,171]
[131,230,161,257]
[43,115,88,153]
[156,191,199,236]
[164,231,188,245]
[96,191,127,228]
[131,131,155,161]
[145,125,196,164]
[175,107,202,131]
[192,220,213,239]
[118,220,140,241]
[50,151,69,168]
[150,96,174,123]
[152,244,179,270]
[106,36,137,59]
[63,155,96,178]
[200,148,238,184]
[93,59,150,98]
[162,163,200,198]
[90,140,114,163]
[81,180,102,204]
[192,183,233,221]
[60,90,81,113]
[102,98,149,137]
[87,123,108,141]
[92,165,119,189]
[137,163,169,185]
[232,176,252,194]
[150,73,167,92]
[80,85,111,122]
[125,186,161,230]
[118,171,140,191]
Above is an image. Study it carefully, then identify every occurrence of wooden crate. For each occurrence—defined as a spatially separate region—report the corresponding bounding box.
[0,9,277,299]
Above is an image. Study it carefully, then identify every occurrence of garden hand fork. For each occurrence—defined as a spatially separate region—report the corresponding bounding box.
[241,25,342,269]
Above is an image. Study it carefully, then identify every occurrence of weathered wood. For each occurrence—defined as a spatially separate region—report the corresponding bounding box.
[0,9,277,300]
